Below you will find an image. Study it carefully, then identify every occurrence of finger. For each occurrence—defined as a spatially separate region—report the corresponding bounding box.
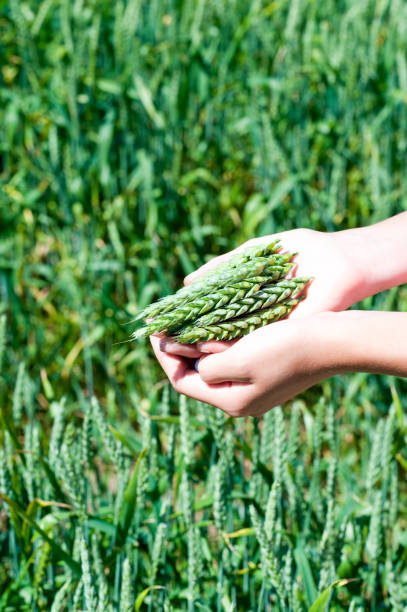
[196,351,251,384]
[159,337,203,358]
[173,370,251,411]
[150,335,250,410]
[196,340,236,353]
[287,300,323,319]
[183,240,261,285]
[150,335,190,379]
[287,280,338,320]
[161,338,236,357]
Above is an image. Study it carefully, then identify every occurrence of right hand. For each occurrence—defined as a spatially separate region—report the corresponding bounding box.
[184,228,366,318]
[163,228,367,358]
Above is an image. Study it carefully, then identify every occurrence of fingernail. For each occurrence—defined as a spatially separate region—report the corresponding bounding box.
[194,358,200,372]
[160,340,176,353]
[196,343,211,353]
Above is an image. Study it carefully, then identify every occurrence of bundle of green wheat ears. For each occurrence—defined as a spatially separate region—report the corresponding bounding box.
[133,241,311,343]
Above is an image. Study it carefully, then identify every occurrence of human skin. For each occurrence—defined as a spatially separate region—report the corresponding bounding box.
[150,212,407,417]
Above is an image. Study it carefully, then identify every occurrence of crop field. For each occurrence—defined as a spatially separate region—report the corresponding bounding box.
[1,0,407,610]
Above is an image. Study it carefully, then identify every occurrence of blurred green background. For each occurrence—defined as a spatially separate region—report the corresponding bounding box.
[1,0,407,610]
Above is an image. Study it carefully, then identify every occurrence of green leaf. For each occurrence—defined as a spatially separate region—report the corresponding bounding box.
[97,78,123,95]
[130,75,165,129]
[109,424,142,456]
[86,517,117,537]
[0,410,22,453]
[115,448,148,546]
[308,580,357,612]
[294,544,318,606]
[0,550,36,611]
[308,587,331,612]
[37,455,69,503]
[135,586,165,611]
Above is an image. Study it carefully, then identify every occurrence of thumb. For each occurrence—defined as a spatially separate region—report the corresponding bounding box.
[196,351,249,384]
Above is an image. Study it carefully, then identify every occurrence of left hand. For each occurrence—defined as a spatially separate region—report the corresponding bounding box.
[150,313,334,417]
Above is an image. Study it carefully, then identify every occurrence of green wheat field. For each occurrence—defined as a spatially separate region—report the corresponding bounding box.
[1,0,407,610]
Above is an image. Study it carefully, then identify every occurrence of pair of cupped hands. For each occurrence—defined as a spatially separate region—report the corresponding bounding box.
[150,228,367,417]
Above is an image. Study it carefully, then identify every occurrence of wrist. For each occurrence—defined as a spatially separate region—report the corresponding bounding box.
[313,310,407,378]
[307,312,350,376]
[333,212,407,301]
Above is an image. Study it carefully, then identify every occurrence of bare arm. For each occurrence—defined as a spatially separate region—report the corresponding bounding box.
[151,310,407,417]
[333,211,407,300]
[323,310,407,378]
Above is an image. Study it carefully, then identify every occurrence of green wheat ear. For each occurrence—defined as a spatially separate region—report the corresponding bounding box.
[174,298,303,343]
[133,264,298,337]
[134,241,285,321]
[191,277,309,328]
[132,243,310,342]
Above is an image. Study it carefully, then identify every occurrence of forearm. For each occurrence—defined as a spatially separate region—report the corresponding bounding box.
[317,310,407,378]
[334,212,407,301]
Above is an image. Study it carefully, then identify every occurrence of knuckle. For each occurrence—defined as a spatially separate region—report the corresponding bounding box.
[222,407,239,418]
[226,408,247,418]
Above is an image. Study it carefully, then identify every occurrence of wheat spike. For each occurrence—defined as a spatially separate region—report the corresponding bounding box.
[134,264,295,337]
[80,529,98,612]
[192,278,309,327]
[137,241,282,319]
[135,250,293,321]
[174,298,300,343]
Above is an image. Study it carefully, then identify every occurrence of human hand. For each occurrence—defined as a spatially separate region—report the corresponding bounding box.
[150,312,336,416]
[185,228,366,318]
[151,309,407,416]
[161,227,366,360]
[184,212,407,321]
